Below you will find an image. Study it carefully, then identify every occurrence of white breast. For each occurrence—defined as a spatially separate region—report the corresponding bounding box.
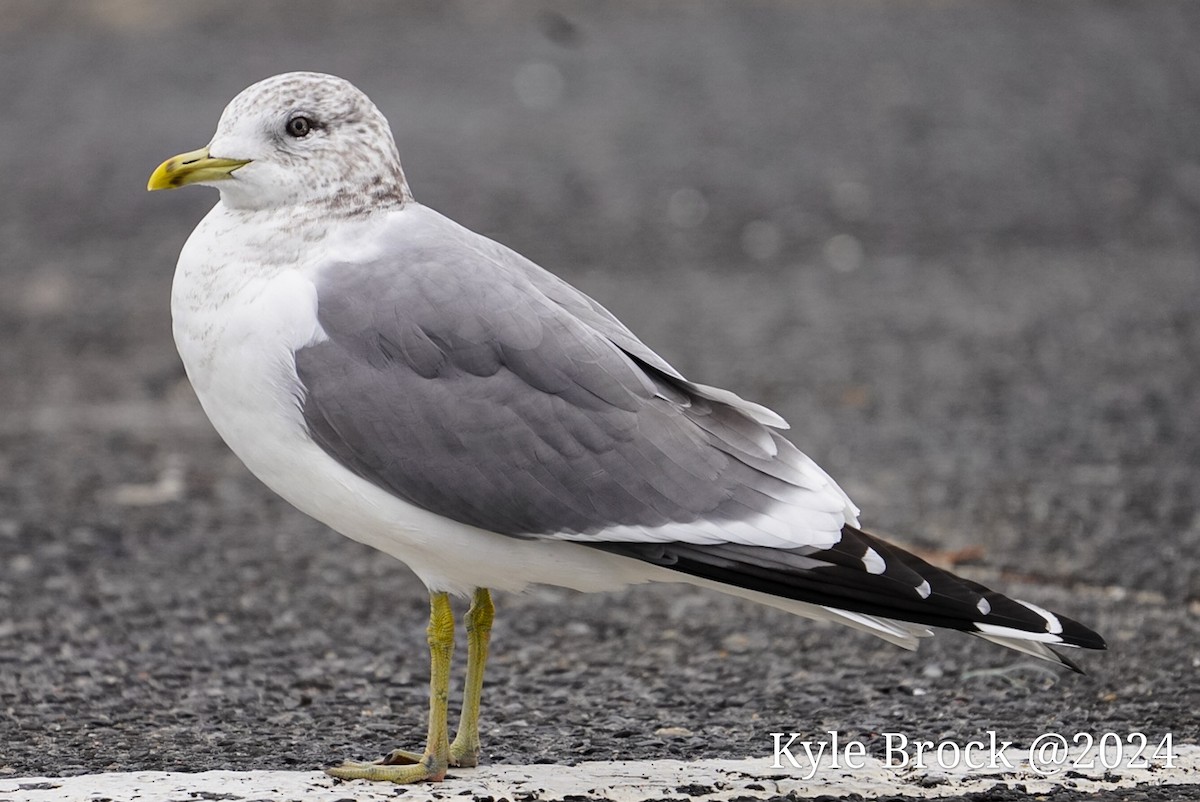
[171,204,326,492]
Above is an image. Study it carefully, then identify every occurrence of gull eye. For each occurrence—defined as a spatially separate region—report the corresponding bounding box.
[286,115,313,138]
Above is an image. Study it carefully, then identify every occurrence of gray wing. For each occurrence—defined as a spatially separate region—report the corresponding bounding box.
[295,205,856,545]
[461,225,790,430]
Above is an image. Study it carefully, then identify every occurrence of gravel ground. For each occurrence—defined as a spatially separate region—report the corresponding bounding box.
[1,3,1198,800]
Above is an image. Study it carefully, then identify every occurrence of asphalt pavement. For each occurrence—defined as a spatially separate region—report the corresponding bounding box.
[0,3,1198,801]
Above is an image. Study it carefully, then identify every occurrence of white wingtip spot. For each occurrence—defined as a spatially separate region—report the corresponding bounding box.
[862,546,886,575]
[1016,600,1063,634]
[977,597,992,616]
[974,622,1063,643]
[915,579,931,599]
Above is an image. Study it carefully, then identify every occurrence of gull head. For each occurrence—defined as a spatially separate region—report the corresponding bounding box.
[148,72,411,213]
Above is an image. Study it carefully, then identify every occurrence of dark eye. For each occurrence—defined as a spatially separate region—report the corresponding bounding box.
[286,115,313,138]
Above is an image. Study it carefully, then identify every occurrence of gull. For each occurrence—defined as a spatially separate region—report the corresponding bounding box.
[147,72,1105,784]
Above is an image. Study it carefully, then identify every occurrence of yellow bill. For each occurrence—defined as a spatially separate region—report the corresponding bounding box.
[147,147,250,191]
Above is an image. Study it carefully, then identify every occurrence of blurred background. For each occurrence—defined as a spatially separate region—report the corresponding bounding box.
[1,0,1197,779]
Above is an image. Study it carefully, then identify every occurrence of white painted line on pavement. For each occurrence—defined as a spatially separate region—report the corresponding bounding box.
[2,745,1197,802]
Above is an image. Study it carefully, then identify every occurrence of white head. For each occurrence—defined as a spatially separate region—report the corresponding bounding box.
[148,72,412,213]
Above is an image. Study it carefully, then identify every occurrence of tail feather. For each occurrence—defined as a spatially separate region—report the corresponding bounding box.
[589,523,1105,671]
[974,633,1084,672]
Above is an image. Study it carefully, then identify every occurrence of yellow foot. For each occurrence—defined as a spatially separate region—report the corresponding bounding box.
[450,742,480,769]
[374,740,479,769]
[325,753,448,784]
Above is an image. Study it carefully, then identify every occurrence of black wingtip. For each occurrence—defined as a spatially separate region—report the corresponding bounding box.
[588,525,1108,671]
[1054,612,1107,651]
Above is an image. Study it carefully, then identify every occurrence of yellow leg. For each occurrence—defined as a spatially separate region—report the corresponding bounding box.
[367,589,495,769]
[326,592,455,783]
[449,588,494,767]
